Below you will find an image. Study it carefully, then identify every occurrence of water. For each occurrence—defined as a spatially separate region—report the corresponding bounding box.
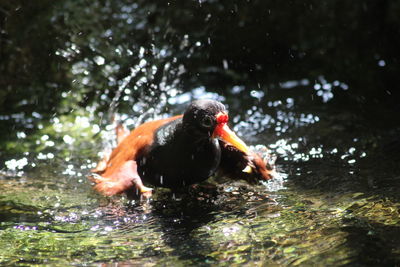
[1,0,400,266]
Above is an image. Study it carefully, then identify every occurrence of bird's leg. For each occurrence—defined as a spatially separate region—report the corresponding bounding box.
[119,160,153,199]
[131,174,153,199]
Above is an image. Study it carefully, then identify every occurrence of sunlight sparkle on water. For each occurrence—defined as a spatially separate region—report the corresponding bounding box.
[313,76,349,102]
[168,87,225,105]
[63,135,75,144]
[94,55,105,66]
[222,225,240,236]
[5,157,28,171]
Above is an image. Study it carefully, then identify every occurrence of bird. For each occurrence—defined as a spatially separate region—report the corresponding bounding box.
[90,99,273,198]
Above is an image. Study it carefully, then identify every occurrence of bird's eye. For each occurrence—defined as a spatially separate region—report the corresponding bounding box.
[201,116,214,128]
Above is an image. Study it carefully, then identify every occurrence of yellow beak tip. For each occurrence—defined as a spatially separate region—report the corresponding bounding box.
[242,165,253,173]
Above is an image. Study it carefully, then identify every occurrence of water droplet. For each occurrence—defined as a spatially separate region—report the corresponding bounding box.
[222,59,229,70]
[378,59,386,67]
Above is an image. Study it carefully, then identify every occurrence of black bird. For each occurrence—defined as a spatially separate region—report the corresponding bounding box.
[91,99,272,197]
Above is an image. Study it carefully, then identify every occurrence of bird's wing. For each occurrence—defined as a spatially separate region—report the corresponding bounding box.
[90,115,182,195]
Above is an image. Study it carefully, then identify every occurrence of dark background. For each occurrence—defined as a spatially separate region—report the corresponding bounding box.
[1,1,399,118]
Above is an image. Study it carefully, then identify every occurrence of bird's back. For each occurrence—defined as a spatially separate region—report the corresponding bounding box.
[98,115,182,179]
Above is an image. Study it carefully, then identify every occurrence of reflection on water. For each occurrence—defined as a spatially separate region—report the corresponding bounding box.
[1,81,400,265]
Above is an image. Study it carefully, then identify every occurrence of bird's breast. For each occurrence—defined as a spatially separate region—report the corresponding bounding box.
[137,138,221,188]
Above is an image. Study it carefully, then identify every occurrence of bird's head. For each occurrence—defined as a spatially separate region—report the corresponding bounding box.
[183,99,250,154]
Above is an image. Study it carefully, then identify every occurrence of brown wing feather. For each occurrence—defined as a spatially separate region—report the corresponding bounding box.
[91,115,182,195]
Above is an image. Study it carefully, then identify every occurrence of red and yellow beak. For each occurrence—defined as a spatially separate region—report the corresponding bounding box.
[212,112,250,154]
